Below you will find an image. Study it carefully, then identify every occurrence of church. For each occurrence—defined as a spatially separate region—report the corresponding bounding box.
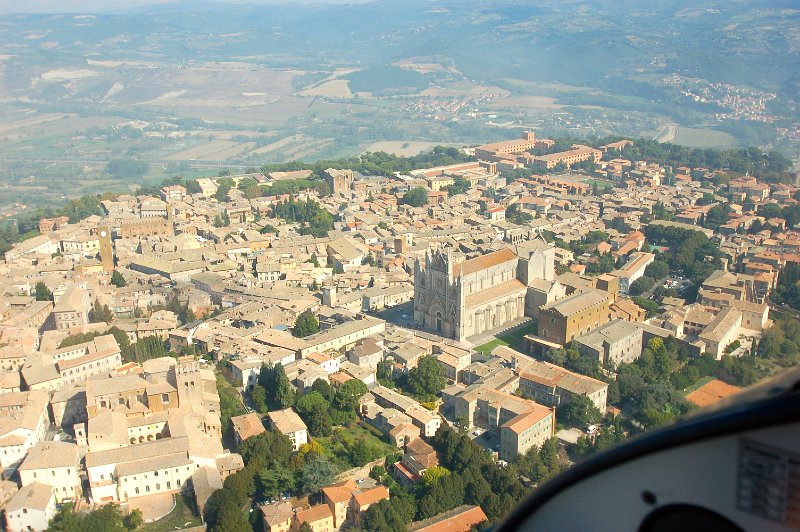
[413,239,561,342]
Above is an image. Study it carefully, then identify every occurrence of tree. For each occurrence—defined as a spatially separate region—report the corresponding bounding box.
[297,455,338,495]
[295,391,332,436]
[334,379,368,412]
[310,378,334,402]
[422,465,450,487]
[560,395,602,427]
[298,523,314,532]
[631,296,660,318]
[259,463,295,499]
[34,281,52,301]
[293,310,319,338]
[50,502,140,532]
[110,270,127,287]
[89,300,114,323]
[251,386,268,413]
[404,187,429,207]
[407,355,446,400]
[629,276,655,296]
[105,326,131,349]
[644,260,669,280]
[123,510,143,530]
[272,363,295,410]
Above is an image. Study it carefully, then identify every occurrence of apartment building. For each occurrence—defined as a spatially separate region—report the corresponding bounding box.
[519,359,609,412]
[4,483,57,532]
[0,391,49,479]
[268,409,308,452]
[52,285,89,331]
[17,441,80,503]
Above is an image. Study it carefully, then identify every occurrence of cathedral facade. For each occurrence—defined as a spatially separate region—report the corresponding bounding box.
[413,240,556,342]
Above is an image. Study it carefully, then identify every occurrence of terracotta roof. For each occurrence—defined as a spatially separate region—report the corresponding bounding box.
[408,505,488,532]
[322,480,359,504]
[295,503,333,524]
[452,248,517,277]
[260,501,294,526]
[268,408,307,434]
[231,413,265,441]
[501,406,553,434]
[353,485,390,507]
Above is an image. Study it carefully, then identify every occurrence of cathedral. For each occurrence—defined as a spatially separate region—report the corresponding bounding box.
[413,239,560,342]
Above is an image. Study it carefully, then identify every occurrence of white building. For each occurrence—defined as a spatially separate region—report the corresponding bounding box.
[268,409,308,452]
[5,483,57,532]
[17,441,80,503]
[0,391,50,479]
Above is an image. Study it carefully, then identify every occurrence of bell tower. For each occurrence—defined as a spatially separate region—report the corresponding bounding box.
[97,226,114,273]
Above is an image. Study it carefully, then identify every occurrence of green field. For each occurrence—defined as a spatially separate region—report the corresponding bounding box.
[318,421,397,457]
[681,375,716,395]
[141,494,202,532]
[475,323,538,355]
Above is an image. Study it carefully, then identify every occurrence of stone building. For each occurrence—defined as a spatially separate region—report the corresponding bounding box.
[537,289,612,346]
[322,168,354,195]
[413,239,556,341]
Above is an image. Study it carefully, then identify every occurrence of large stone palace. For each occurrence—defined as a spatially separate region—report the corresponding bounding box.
[413,239,559,341]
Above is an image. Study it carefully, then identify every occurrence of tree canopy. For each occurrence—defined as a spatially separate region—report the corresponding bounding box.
[404,187,429,207]
[293,310,319,338]
[407,355,446,400]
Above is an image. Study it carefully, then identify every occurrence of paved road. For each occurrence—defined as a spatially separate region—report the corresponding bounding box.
[467,317,533,347]
[652,124,678,143]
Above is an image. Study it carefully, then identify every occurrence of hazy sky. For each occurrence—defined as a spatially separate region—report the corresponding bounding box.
[0,0,371,15]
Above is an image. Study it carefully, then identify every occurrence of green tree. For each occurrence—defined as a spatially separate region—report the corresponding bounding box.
[240,430,294,467]
[89,300,114,323]
[310,378,334,403]
[251,386,268,413]
[560,395,602,427]
[295,391,332,436]
[407,355,446,400]
[272,363,295,409]
[297,455,338,495]
[110,270,127,287]
[422,465,450,487]
[34,281,52,301]
[293,310,319,338]
[123,509,143,530]
[644,260,669,280]
[629,276,656,296]
[334,379,368,412]
[259,463,295,499]
[404,187,429,207]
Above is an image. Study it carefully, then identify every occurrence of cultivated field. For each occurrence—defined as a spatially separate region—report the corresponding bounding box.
[673,127,739,149]
[298,79,353,98]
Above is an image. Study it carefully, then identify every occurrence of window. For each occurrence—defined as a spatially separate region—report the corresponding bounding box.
[177,479,181,487]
